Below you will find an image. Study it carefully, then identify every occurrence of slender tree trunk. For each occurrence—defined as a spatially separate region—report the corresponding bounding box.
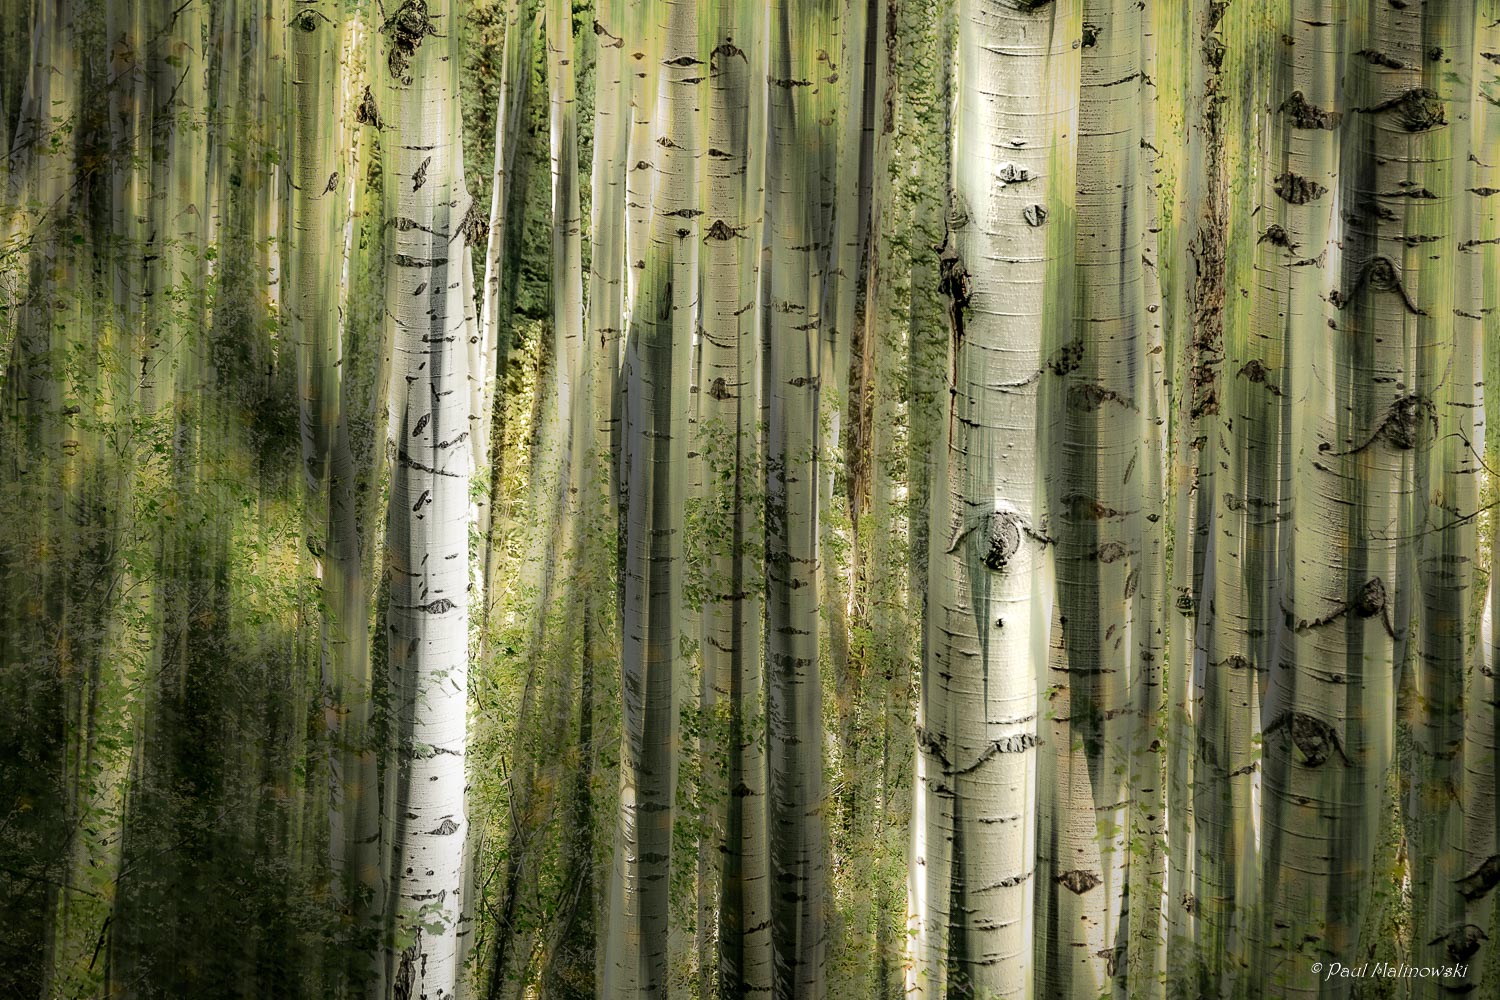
[762,2,837,996]
[1459,9,1500,992]
[379,1,475,996]
[697,1,773,995]
[604,0,699,994]
[1035,1,1154,994]
[1264,1,1424,993]
[1405,2,1479,991]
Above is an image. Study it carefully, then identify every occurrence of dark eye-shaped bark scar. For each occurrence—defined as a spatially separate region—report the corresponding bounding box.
[1429,923,1488,964]
[1067,382,1137,412]
[355,86,384,129]
[1273,171,1327,204]
[1282,576,1401,640]
[1457,855,1500,901]
[1263,711,1352,768]
[1236,359,1283,396]
[944,508,1054,572]
[1355,87,1447,131]
[411,155,432,192]
[1257,224,1301,252]
[705,220,746,240]
[384,0,440,82]
[1280,91,1341,129]
[1320,393,1436,459]
[1056,869,1102,894]
[456,200,487,245]
[1333,256,1426,315]
[592,20,624,48]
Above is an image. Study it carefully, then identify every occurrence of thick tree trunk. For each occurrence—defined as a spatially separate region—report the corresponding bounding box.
[911,1,1076,996]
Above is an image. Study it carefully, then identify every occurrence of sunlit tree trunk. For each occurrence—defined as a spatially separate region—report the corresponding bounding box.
[1035,0,1153,994]
[378,1,474,996]
[1264,1,1427,993]
[1252,2,1344,993]
[604,0,699,994]
[697,0,772,995]
[762,2,838,996]
[911,1,1075,996]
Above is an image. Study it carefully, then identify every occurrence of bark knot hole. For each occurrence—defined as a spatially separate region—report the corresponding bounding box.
[983,512,1022,572]
[384,0,437,81]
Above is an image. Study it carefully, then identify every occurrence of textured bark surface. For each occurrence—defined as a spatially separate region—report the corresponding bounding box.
[604,1,699,996]
[911,1,1076,997]
[381,2,474,996]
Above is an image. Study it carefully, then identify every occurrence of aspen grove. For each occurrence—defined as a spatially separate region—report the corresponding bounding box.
[3,0,1500,998]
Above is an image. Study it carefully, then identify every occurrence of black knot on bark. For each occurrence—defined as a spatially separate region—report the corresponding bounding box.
[1257,224,1298,250]
[1377,394,1436,450]
[1274,171,1327,204]
[1237,359,1283,395]
[1056,869,1102,895]
[1457,856,1500,901]
[1048,340,1083,376]
[1023,204,1048,227]
[937,231,970,341]
[705,219,742,241]
[1366,255,1399,289]
[384,0,437,82]
[293,8,322,32]
[354,86,383,129]
[458,199,487,246]
[983,512,1022,572]
[1430,924,1487,963]
[1353,577,1386,617]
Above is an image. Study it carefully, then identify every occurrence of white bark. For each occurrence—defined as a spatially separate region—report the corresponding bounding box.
[700,0,772,994]
[1036,1,1152,995]
[604,0,699,995]
[912,1,1075,996]
[380,2,473,996]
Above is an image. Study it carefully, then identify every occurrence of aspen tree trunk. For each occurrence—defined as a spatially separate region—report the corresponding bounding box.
[474,0,526,597]
[912,1,1074,996]
[698,0,772,994]
[1192,2,1276,993]
[1407,3,1479,992]
[900,0,958,993]
[378,1,474,996]
[1036,1,1152,995]
[290,0,359,890]
[1264,0,1425,993]
[1124,5,1169,997]
[604,0,699,995]
[1459,7,1500,990]
[1162,0,1230,989]
[763,2,836,996]
[1254,1,1344,991]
